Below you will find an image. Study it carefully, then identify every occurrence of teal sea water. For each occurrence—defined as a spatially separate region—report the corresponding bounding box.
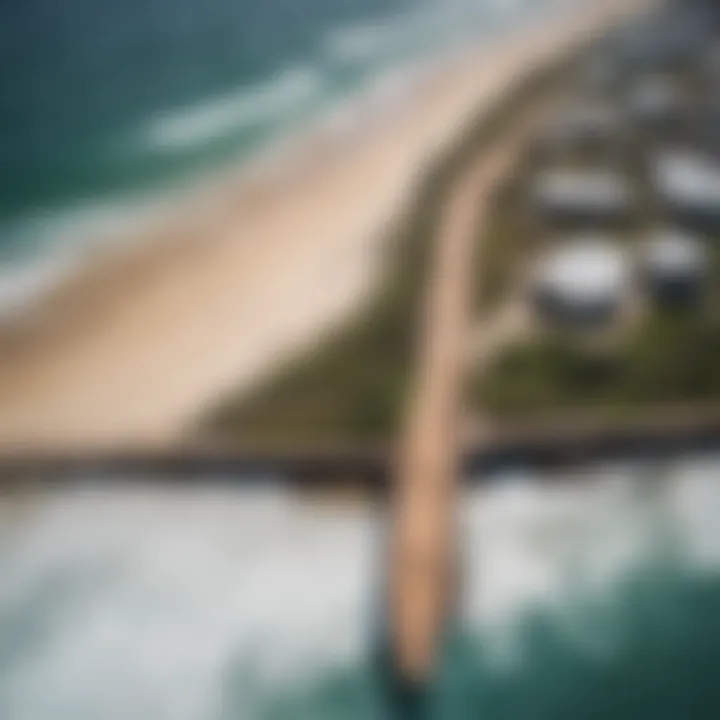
[0,458,719,719]
[0,0,578,306]
[262,570,720,719]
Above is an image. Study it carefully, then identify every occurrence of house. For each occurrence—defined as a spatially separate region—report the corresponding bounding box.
[626,76,684,135]
[638,228,708,304]
[532,237,629,326]
[652,150,720,229]
[532,102,624,160]
[532,168,634,228]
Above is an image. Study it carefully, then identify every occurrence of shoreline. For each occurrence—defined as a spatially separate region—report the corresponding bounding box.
[0,40,490,316]
[3,399,720,484]
[0,0,644,451]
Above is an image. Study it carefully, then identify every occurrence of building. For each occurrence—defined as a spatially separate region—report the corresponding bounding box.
[652,150,720,230]
[613,6,709,73]
[638,229,708,305]
[532,237,629,326]
[532,102,624,160]
[697,94,720,158]
[532,169,634,228]
[626,76,684,135]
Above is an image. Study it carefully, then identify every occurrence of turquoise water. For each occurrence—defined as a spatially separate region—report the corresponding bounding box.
[0,0,577,303]
[0,459,719,719]
[257,570,720,719]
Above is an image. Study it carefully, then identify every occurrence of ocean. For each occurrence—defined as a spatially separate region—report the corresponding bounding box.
[0,0,581,309]
[0,457,719,719]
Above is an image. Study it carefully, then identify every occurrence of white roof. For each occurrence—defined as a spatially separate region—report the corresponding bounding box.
[641,229,707,277]
[654,151,720,207]
[534,169,631,210]
[535,237,628,306]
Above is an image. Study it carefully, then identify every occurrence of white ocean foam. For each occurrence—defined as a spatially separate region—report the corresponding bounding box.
[322,0,543,68]
[0,459,719,718]
[325,11,459,68]
[0,256,77,316]
[310,49,443,150]
[324,21,399,64]
[145,67,324,152]
[0,196,171,316]
[0,482,381,720]
[463,459,720,645]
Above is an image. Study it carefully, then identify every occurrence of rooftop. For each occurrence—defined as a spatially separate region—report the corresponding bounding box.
[535,237,628,305]
[653,150,720,207]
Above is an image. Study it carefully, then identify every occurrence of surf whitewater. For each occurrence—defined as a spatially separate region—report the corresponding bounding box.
[0,455,719,718]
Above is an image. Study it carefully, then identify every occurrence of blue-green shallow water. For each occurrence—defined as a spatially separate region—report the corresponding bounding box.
[0,458,719,719]
[0,0,401,216]
[257,568,720,719]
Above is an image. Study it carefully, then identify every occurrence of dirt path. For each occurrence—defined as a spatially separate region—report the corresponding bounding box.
[388,102,554,680]
[388,0,650,681]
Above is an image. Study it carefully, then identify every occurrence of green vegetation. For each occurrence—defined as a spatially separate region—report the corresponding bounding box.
[473,161,543,316]
[203,58,574,447]
[476,309,720,419]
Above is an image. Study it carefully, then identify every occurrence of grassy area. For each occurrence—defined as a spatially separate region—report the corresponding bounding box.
[473,160,542,316]
[202,57,576,447]
[476,308,720,419]
[475,213,720,418]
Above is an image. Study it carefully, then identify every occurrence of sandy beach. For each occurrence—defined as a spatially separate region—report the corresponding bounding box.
[0,0,644,451]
